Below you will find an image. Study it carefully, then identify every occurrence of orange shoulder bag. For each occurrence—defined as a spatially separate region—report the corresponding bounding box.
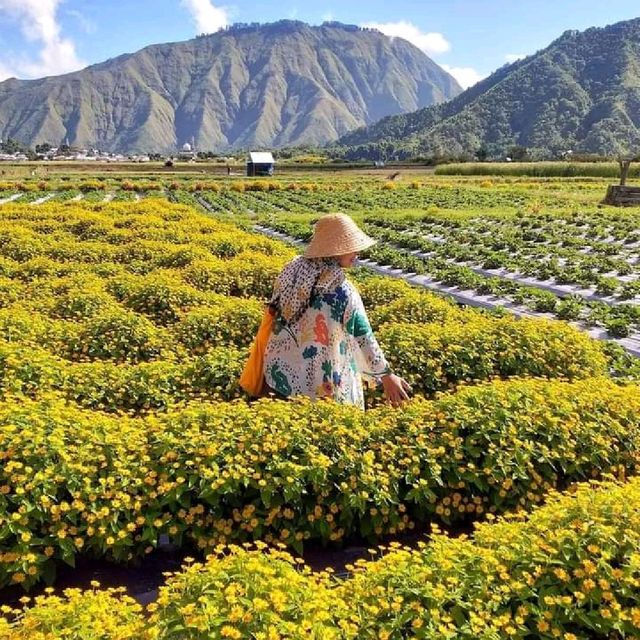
[239,305,276,397]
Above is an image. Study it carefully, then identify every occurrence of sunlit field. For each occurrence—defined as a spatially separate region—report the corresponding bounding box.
[1,166,639,638]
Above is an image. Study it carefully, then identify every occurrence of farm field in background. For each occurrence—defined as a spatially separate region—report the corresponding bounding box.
[1,167,640,638]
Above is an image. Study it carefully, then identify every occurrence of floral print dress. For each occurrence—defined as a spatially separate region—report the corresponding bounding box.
[263,279,390,408]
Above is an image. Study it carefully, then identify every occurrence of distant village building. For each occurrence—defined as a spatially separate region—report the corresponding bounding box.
[246,151,275,176]
[0,153,27,162]
[178,140,198,161]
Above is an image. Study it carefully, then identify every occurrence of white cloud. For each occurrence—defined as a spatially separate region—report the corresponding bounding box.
[0,0,85,78]
[322,11,335,22]
[66,8,97,35]
[505,53,527,63]
[360,20,484,90]
[361,20,450,56]
[181,0,228,34]
[439,64,486,89]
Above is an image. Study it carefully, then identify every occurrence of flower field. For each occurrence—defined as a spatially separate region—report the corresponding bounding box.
[1,175,639,638]
[3,477,640,638]
[1,377,638,591]
[4,174,638,344]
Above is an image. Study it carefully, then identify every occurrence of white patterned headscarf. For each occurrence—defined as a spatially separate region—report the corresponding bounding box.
[270,256,345,326]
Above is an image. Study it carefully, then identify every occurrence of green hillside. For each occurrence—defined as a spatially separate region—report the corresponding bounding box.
[333,17,640,160]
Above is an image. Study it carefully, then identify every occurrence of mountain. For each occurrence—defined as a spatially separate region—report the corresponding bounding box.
[0,21,461,154]
[333,17,640,160]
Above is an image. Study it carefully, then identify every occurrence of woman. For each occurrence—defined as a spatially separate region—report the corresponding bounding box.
[263,213,411,409]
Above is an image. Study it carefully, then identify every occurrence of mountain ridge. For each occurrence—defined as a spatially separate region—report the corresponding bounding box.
[333,17,640,159]
[0,20,462,153]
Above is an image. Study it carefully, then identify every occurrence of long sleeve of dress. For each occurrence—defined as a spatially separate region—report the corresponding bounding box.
[343,282,390,377]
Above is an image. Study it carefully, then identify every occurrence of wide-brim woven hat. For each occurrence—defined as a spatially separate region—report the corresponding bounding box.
[304,213,377,258]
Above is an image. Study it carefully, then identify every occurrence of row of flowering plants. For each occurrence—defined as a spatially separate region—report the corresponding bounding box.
[0,304,609,413]
[0,377,638,589]
[0,200,611,413]
[2,475,640,638]
[377,315,608,391]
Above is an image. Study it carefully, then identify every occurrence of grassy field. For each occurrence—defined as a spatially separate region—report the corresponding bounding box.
[435,161,638,178]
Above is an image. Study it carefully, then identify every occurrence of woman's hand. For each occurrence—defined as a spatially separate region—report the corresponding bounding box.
[380,373,412,407]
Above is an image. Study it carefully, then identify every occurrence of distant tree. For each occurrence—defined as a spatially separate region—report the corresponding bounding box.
[475,146,489,162]
[0,138,27,154]
[508,145,529,161]
[35,143,52,154]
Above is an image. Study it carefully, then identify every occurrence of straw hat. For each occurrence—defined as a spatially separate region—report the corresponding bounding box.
[304,213,377,258]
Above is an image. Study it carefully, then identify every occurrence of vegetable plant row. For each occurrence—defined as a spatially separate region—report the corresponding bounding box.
[258,217,640,340]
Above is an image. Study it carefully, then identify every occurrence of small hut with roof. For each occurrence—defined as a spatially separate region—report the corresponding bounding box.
[246,151,275,177]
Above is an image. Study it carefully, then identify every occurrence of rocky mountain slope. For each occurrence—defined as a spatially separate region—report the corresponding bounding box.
[0,20,461,153]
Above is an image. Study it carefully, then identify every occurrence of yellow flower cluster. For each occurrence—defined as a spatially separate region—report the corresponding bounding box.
[340,475,640,638]
[368,288,463,326]
[0,197,636,626]
[0,338,249,411]
[3,476,640,639]
[377,315,608,395]
[0,377,637,589]
[151,544,342,639]
[0,584,151,639]
[0,200,610,415]
[353,275,419,307]
[0,201,295,408]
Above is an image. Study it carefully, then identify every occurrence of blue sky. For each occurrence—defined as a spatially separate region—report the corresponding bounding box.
[0,1,638,88]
